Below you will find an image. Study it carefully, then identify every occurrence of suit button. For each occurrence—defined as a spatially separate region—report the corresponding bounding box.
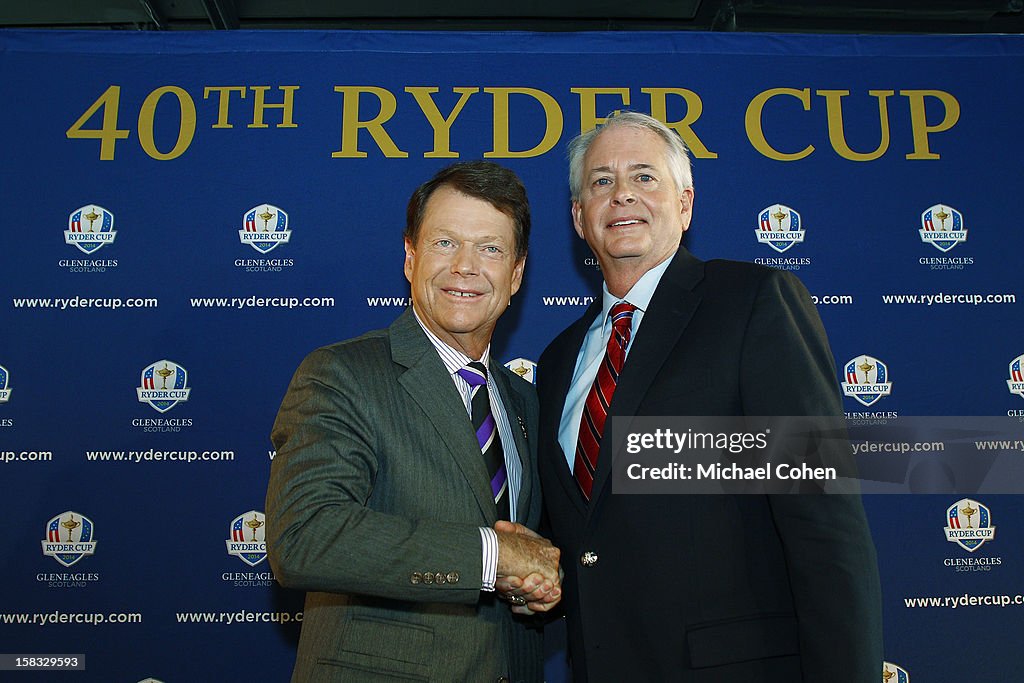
[435,571,447,584]
[580,551,598,567]
[497,677,510,683]
[447,572,460,584]
[423,571,435,584]
[410,572,422,584]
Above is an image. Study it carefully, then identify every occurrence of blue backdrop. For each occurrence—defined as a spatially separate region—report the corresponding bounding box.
[2,29,1023,682]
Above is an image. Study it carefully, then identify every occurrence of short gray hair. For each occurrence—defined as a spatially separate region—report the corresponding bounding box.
[567,111,693,201]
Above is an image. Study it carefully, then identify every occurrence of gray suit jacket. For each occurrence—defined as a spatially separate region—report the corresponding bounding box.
[267,309,543,682]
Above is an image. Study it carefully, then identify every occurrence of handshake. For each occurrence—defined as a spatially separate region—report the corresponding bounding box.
[494,521,563,615]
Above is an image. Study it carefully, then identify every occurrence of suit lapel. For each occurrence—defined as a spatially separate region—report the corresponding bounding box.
[590,248,706,503]
[389,310,497,524]
[546,303,601,517]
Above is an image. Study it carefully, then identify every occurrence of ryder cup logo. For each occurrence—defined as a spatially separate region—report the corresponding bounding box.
[0,364,10,403]
[919,204,966,253]
[226,511,267,567]
[841,355,892,407]
[65,205,116,254]
[504,358,537,384]
[1007,354,1024,400]
[42,511,97,567]
[756,204,804,253]
[239,204,291,254]
[945,498,995,552]
[137,360,191,413]
[882,662,909,683]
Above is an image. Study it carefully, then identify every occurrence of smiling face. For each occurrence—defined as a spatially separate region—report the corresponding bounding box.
[572,125,694,295]
[405,186,525,360]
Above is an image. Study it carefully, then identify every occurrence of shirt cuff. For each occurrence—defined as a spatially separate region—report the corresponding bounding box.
[479,526,498,592]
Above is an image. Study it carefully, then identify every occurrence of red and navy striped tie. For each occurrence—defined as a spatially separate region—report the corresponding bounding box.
[575,302,636,501]
[457,362,511,520]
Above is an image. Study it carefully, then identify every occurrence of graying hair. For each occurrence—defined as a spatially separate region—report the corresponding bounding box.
[567,111,693,201]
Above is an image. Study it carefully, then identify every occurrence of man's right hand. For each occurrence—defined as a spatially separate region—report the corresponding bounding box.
[495,522,560,581]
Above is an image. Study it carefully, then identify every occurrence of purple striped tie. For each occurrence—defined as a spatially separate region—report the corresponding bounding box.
[457,362,510,520]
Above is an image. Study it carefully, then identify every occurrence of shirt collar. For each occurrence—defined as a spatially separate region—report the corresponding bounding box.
[412,308,491,376]
[600,249,676,321]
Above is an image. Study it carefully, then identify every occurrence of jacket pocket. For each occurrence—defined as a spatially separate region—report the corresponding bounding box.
[318,614,434,680]
[686,614,799,669]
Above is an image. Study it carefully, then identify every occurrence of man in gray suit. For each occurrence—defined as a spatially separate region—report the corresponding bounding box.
[267,161,561,683]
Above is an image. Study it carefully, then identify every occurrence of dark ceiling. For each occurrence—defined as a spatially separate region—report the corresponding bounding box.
[1,0,1022,33]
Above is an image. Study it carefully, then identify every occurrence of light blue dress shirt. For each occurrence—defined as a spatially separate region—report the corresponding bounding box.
[557,252,676,471]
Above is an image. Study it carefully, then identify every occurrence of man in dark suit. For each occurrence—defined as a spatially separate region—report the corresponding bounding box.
[267,161,561,683]
[537,112,883,681]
